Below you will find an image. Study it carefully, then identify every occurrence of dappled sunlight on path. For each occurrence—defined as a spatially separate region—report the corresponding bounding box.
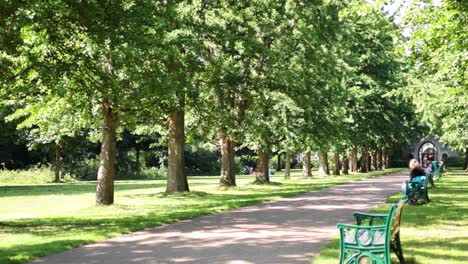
[30,172,406,264]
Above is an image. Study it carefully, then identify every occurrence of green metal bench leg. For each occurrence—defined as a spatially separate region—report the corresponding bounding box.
[428,176,435,188]
[424,188,430,204]
[391,232,405,263]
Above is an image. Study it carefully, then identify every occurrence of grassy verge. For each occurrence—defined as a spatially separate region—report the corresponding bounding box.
[0,168,402,264]
[313,168,468,264]
[0,167,72,185]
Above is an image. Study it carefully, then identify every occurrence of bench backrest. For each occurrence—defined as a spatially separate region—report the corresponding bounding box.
[337,198,406,263]
[407,177,428,190]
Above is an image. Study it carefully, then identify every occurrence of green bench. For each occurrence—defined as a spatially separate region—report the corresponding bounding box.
[337,197,407,264]
[405,177,429,205]
[426,161,445,188]
[432,161,445,180]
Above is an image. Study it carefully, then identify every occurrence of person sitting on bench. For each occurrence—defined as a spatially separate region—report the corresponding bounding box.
[409,159,426,181]
[402,159,426,195]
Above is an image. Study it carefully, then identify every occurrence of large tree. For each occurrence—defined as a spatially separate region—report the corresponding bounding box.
[338,0,420,172]
[1,1,179,204]
[403,0,467,168]
[192,0,344,186]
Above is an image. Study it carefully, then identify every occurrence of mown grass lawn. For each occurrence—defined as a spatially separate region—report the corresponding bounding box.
[314,168,468,264]
[0,168,403,264]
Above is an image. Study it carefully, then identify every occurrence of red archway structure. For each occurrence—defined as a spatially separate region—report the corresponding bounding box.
[419,142,437,168]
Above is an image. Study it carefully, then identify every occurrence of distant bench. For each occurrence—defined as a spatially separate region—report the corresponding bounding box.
[405,177,429,205]
[337,197,407,264]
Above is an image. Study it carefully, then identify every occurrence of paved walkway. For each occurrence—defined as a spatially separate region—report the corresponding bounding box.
[31,172,406,264]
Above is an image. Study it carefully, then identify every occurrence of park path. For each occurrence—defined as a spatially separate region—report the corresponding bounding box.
[30,171,406,264]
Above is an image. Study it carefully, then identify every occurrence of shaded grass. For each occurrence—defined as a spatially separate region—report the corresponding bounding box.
[313,168,468,264]
[0,168,403,264]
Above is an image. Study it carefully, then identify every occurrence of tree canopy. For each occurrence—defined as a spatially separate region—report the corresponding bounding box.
[1,0,465,205]
[402,0,467,152]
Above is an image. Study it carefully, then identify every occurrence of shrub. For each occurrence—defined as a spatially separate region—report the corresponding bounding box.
[63,157,99,180]
[140,167,166,179]
[390,159,407,168]
[444,156,464,167]
[184,147,221,176]
[0,166,73,185]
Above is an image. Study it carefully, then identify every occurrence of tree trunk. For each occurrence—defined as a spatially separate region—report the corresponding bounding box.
[54,143,62,183]
[285,150,291,179]
[350,145,358,172]
[464,148,468,170]
[367,152,372,172]
[384,150,390,169]
[218,131,236,186]
[318,150,330,176]
[377,149,383,170]
[372,151,378,171]
[382,151,386,169]
[166,107,189,193]
[276,153,282,171]
[135,147,141,178]
[256,147,270,184]
[361,147,368,173]
[342,151,349,175]
[302,150,312,178]
[332,152,340,175]
[96,98,118,205]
